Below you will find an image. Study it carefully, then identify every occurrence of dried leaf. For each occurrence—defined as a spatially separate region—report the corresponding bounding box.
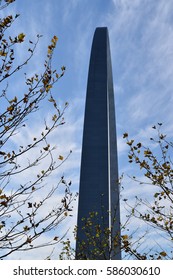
[123,133,128,138]
[58,155,64,160]
[122,235,128,240]
[54,236,59,241]
[18,33,25,42]
[23,225,29,231]
[160,251,167,257]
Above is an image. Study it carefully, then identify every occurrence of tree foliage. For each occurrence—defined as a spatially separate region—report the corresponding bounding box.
[0,0,76,259]
[122,123,173,259]
[59,211,121,260]
[60,124,173,260]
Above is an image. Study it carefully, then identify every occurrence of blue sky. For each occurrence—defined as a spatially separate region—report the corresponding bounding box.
[2,0,173,259]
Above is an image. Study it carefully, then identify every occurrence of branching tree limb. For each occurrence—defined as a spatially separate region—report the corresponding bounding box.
[0,0,76,259]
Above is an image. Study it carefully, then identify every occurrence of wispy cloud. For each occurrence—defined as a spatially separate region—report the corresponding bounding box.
[103,0,173,148]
